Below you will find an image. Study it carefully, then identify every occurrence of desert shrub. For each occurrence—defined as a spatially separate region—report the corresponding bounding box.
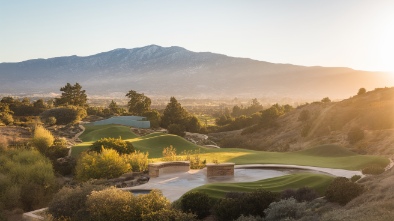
[348,127,364,144]
[0,149,57,211]
[282,187,318,202]
[40,106,87,125]
[162,145,178,161]
[214,198,242,221]
[362,165,385,175]
[90,137,135,154]
[86,187,134,221]
[301,123,311,137]
[48,183,106,221]
[167,123,186,137]
[214,189,277,221]
[240,189,278,217]
[264,198,308,221]
[325,177,364,205]
[142,208,197,221]
[46,116,57,126]
[0,113,14,125]
[75,148,131,181]
[124,150,149,172]
[181,192,212,219]
[180,149,206,169]
[350,175,362,182]
[298,109,310,122]
[234,215,264,221]
[32,125,54,152]
[53,156,77,176]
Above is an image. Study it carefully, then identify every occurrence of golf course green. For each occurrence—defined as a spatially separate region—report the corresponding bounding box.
[71,124,389,170]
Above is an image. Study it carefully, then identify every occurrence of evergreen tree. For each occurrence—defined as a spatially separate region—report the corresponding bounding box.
[125,90,151,115]
[55,83,88,107]
[161,97,189,128]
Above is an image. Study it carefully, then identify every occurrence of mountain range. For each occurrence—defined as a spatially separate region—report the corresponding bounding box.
[0,45,392,100]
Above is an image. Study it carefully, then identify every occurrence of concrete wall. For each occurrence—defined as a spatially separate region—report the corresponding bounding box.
[206,163,235,177]
[91,116,150,128]
[149,161,190,178]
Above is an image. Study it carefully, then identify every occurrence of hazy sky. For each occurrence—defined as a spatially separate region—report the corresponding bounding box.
[1,0,394,72]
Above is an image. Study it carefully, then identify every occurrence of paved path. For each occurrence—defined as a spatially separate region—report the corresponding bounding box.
[123,164,362,202]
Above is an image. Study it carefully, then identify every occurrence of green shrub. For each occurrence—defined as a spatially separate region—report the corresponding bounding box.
[75,148,131,181]
[40,106,87,125]
[46,116,57,126]
[325,177,364,205]
[86,187,135,221]
[53,156,77,176]
[281,187,319,202]
[48,183,106,221]
[362,165,385,175]
[142,208,197,221]
[264,198,308,221]
[214,189,277,221]
[348,127,364,144]
[213,198,242,221]
[162,145,178,161]
[234,215,264,221]
[181,192,212,219]
[168,124,186,137]
[90,137,135,154]
[350,175,362,182]
[0,149,57,211]
[32,125,54,152]
[124,150,149,172]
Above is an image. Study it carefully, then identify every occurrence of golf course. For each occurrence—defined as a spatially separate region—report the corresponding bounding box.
[72,124,389,170]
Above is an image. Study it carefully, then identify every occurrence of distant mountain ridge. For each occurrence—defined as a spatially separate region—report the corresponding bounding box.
[0,45,391,99]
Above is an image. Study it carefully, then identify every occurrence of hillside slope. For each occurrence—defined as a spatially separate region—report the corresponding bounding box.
[0,45,391,100]
[216,87,394,155]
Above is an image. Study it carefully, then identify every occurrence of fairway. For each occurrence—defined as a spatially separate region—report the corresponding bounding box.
[71,125,389,170]
[186,173,335,199]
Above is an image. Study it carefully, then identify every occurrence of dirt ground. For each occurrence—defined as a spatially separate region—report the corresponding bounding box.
[0,126,31,147]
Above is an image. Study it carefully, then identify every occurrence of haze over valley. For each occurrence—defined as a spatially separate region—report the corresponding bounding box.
[1,45,392,101]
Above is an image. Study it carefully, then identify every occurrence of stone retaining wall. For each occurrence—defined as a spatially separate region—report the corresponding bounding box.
[149,161,190,178]
[206,163,235,177]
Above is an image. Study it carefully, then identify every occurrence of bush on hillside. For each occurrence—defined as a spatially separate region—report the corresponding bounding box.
[0,149,57,211]
[124,150,149,172]
[348,127,364,144]
[168,124,186,137]
[75,148,131,181]
[281,187,319,202]
[90,137,135,154]
[234,215,264,221]
[86,187,134,221]
[142,208,197,221]
[181,192,212,219]
[48,183,106,221]
[214,189,277,221]
[362,165,385,175]
[264,198,308,221]
[325,177,364,205]
[350,175,362,182]
[40,106,87,125]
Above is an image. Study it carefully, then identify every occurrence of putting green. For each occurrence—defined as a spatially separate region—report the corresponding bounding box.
[186,173,335,199]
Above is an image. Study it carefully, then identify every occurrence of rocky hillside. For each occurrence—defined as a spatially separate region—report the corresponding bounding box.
[0,45,391,100]
[215,87,394,155]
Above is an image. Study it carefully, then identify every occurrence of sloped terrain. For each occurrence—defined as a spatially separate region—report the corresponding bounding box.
[219,87,394,155]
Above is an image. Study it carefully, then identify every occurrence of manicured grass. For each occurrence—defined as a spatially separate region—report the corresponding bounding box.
[126,132,202,157]
[79,124,138,142]
[187,173,335,199]
[71,125,389,170]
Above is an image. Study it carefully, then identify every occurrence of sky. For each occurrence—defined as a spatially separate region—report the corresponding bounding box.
[1,0,394,72]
